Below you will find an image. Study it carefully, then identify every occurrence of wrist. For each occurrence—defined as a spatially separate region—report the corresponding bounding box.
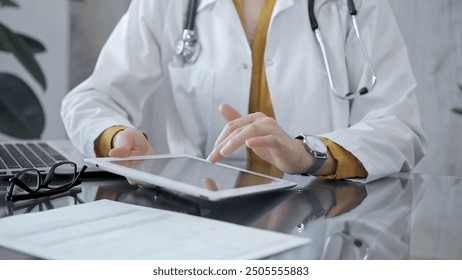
[295,134,328,175]
[94,125,127,157]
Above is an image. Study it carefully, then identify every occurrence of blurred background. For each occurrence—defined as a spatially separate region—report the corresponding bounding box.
[0,0,461,177]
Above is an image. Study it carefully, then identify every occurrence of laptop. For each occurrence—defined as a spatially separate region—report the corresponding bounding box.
[0,139,98,178]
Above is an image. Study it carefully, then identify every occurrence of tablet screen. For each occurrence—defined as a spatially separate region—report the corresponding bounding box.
[108,157,276,191]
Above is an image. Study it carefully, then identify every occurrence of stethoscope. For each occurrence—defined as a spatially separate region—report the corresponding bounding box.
[175,0,377,100]
[175,0,201,64]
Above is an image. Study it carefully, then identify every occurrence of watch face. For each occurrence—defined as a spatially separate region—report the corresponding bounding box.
[305,136,328,154]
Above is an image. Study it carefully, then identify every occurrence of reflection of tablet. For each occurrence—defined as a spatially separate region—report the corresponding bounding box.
[85,154,296,201]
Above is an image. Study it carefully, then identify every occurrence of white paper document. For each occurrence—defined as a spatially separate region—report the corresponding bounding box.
[0,200,309,259]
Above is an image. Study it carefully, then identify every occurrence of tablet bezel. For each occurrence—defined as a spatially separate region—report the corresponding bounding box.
[85,154,296,201]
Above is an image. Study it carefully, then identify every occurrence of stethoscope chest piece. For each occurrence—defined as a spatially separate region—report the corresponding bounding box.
[175,29,201,64]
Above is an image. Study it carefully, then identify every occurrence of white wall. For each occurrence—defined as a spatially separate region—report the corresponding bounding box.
[388,0,462,177]
[0,0,69,140]
[69,0,132,89]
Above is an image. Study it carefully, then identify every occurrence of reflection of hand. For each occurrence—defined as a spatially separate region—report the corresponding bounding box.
[303,179,367,219]
[251,179,366,233]
[109,127,154,157]
[207,103,312,174]
[110,159,146,185]
[119,187,201,215]
[326,184,367,218]
[202,177,218,191]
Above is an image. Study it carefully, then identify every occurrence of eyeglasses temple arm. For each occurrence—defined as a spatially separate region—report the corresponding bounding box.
[9,177,37,193]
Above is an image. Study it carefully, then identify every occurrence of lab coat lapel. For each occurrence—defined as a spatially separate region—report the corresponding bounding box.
[200,0,297,20]
[268,0,297,33]
[272,0,296,19]
[213,0,251,58]
[200,0,299,61]
[197,0,216,11]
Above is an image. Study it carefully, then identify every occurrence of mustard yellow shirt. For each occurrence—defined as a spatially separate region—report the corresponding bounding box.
[94,125,127,157]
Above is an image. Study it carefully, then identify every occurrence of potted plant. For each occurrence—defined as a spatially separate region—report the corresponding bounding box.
[0,0,80,139]
[0,0,47,139]
[453,85,462,115]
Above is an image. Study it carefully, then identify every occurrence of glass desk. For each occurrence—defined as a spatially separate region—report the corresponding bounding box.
[0,172,461,260]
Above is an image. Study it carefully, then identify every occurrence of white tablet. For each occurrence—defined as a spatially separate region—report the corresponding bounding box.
[85,154,296,201]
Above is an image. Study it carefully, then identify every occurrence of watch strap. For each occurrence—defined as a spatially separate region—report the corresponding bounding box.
[305,155,326,174]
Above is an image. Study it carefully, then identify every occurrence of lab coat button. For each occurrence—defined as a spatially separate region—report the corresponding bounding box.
[266,59,273,66]
[243,63,249,69]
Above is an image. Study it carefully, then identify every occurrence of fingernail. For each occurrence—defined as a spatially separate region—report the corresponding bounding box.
[207,150,216,162]
[220,146,229,157]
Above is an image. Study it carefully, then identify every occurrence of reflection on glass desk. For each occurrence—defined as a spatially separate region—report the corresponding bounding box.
[1,172,461,260]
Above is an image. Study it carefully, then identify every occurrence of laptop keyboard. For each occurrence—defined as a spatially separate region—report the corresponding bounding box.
[0,142,67,170]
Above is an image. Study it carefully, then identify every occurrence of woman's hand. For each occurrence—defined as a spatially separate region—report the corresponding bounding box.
[109,127,154,157]
[207,103,313,174]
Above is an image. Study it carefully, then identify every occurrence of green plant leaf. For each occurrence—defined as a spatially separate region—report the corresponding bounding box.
[452,107,462,115]
[459,84,462,93]
[0,73,45,139]
[0,0,19,8]
[0,33,45,53]
[0,22,46,90]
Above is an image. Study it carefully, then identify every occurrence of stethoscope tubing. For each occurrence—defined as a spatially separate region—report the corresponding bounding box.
[178,0,377,100]
[185,0,199,31]
[309,0,376,100]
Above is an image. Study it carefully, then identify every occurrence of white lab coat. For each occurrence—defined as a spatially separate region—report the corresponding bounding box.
[61,0,426,182]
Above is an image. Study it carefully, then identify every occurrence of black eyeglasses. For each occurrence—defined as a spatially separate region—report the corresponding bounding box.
[6,161,87,202]
[6,188,84,216]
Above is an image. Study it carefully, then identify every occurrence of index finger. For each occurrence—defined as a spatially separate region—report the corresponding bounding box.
[213,104,243,147]
[219,103,242,122]
[208,120,267,163]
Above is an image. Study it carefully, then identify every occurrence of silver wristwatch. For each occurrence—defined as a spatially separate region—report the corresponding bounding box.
[295,134,328,175]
